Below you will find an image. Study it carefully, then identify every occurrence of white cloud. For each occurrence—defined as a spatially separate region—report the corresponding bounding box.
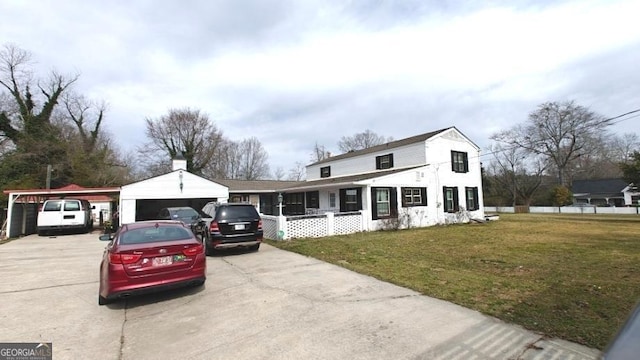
[1,0,639,173]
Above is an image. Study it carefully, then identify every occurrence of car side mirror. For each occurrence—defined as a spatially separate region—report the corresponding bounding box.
[99,234,113,241]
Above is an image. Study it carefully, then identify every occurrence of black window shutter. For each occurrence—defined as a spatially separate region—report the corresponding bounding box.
[356,188,362,210]
[390,187,397,217]
[474,187,479,210]
[401,187,407,207]
[371,188,378,220]
[339,189,346,212]
[464,153,469,172]
[375,156,381,170]
[421,187,427,206]
[450,152,455,172]
[389,154,394,168]
[453,187,459,211]
[442,187,447,211]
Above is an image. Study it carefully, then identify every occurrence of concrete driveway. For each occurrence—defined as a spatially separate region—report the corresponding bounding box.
[0,233,601,360]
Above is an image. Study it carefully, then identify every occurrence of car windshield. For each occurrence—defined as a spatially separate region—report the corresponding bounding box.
[119,225,192,244]
[170,208,199,220]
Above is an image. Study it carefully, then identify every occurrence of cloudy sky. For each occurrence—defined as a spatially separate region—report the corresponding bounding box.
[2,0,639,175]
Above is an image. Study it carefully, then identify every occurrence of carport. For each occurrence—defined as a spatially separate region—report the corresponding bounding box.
[118,158,228,224]
[2,186,120,238]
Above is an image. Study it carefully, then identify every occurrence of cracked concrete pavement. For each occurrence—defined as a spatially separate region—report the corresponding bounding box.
[0,233,602,359]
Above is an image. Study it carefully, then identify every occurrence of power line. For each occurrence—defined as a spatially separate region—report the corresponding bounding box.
[604,108,640,125]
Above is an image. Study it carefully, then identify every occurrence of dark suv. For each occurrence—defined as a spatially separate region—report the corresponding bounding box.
[201,202,263,255]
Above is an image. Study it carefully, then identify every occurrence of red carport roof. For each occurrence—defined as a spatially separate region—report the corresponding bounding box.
[3,183,120,201]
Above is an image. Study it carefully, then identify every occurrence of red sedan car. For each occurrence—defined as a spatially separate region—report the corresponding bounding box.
[98,220,206,305]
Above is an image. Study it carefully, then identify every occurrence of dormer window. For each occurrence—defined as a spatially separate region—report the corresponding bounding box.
[376,153,394,170]
[320,166,331,178]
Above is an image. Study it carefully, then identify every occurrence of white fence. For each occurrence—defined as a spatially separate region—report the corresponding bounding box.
[485,206,640,215]
[261,211,364,240]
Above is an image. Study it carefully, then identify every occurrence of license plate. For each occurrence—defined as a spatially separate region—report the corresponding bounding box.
[234,224,245,230]
[152,256,173,267]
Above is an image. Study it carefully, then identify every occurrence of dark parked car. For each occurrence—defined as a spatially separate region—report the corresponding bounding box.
[201,202,263,255]
[98,220,206,305]
[157,207,207,240]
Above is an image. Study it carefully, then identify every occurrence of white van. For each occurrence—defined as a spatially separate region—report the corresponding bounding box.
[37,199,94,236]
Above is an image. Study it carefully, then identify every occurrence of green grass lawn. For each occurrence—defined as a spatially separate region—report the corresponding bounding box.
[266,213,640,350]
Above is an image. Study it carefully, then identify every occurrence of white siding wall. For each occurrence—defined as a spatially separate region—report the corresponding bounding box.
[306,142,427,180]
[425,132,484,220]
[362,166,439,229]
[303,128,484,228]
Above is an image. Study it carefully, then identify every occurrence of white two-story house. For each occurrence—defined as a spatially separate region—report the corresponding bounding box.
[272,127,484,229]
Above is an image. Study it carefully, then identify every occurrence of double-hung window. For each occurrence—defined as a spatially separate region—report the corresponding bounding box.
[375,188,390,217]
[465,187,479,210]
[320,166,331,178]
[376,153,394,170]
[443,186,459,213]
[371,187,397,219]
[451,151,468,173]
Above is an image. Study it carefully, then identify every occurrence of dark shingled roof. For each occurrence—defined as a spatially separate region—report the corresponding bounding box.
[214,179,303,192]
[571,178,629,196]
[309,127,452,166]
[282,166,424,190]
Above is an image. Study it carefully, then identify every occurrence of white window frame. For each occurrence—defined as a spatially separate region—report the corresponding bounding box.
[375,188,391,217]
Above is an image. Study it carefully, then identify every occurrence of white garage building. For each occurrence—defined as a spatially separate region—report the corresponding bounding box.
[119,157,228,224]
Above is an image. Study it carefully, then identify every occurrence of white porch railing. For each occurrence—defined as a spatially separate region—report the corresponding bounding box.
[261,211,364,240]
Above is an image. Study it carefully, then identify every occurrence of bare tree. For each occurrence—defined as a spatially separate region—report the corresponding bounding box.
[610,133,640,163]
[337,129,392,153]
[62,93,106,153]
[238,137,269,180]
[0,44,78,147]
[288,161,306,181]
[492,101,610,187]
[273,166,285,180]
[141,108,224,175]
[311,142,331,162]
[487,144,523,206]
[567,135,622,181]
[487,143,547,206]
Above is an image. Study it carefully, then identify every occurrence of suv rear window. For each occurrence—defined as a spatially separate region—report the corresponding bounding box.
[217,206,258,220]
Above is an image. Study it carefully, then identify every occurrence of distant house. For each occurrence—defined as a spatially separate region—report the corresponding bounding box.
[571,179,638,206]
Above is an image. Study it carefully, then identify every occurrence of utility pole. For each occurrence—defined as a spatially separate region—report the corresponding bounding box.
[46,165,52,189]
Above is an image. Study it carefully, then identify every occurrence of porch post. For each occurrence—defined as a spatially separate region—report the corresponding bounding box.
[277,214,287,240]
[326,212,334,236]
[360,210,367,231]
